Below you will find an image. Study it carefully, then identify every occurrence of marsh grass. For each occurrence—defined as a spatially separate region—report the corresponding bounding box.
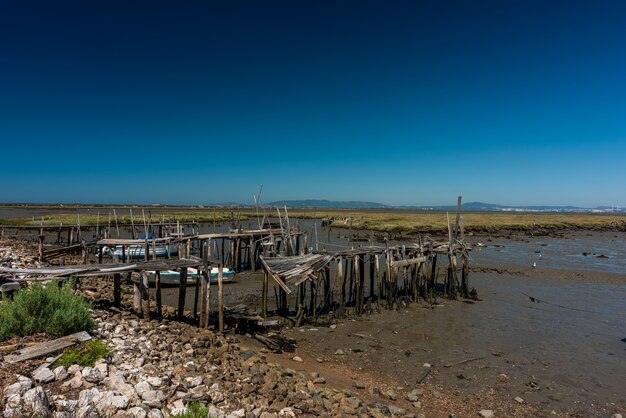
[54,340,110,368]
[0,281,94,342]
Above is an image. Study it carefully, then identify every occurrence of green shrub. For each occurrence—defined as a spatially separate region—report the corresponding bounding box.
[0,281,95,341]
[54,340,110,368]
[173,402,210,418]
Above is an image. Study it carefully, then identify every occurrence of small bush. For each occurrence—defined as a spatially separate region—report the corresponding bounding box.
[54,339,110,368]
[173,402,209,418]
[0,281,95,341]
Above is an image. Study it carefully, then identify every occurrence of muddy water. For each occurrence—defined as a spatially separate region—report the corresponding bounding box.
[467,231,626,274]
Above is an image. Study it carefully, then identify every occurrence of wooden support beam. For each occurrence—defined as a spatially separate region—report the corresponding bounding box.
[257,269,267,320]
[156,271,162,320]
[177,267,188,319]
[113,273,121,307]
[141,271,150,320]
[337,257,345,318]
[133,273,142,316]
[4,331,92,363]
[218,264,224,332]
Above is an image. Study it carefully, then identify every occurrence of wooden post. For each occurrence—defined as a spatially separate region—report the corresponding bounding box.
[133,274,142,316]
[218,264,224,332]
[152,234,157,261]
[235,238,241,271]
[156,271,162,320]
[193,269,200,323]
[113,273,121,308]
[38,228,44,262]
[141,271,150,320]
[337,257,344,318]
[177,267,188,319]
[368,253,375,313]
[144,236,149,261]
[262,270,268,318]
[200,270,210,328]
[354,255,361,315]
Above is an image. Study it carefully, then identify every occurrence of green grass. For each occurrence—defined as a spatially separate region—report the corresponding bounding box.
[173,402,210,418]
[284,210,626,234]
[1,206,624,233]
[0,211,251,227]
[0,281,95,342]
[54,340,110,368]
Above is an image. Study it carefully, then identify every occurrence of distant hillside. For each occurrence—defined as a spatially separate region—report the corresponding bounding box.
[268,200,391,209]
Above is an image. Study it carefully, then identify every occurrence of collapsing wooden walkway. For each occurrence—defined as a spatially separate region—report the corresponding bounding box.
[259,239,470,322]
[259,197,472,322]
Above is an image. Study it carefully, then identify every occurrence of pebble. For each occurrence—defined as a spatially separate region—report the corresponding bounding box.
[514,396,523,404]
[479,410,494,418]
[292,356,303,362]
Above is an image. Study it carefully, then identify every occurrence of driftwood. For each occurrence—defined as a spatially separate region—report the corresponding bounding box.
[351,333,382,343]
[0,341,39,355]
[443,356,484,368]
[416,368,431,384]
[253,333,296,353]
[4,331,92,363]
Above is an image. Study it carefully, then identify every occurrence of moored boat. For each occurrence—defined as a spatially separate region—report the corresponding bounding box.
[147,267,235,286]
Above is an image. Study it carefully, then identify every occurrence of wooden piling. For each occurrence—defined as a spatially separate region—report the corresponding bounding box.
[155,271,162,320]
[218,264,224,332]
[141,271,150,320]
[177,267,188,319]
[262,270,268,318]
[337,257,345,318]
[133,274,142,316]
[113,273,121,308]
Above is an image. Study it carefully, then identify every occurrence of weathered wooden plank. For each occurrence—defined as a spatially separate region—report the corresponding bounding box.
[4,331,92,363]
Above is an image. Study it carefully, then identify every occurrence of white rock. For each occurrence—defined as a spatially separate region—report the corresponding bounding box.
[279,407,297,417]
[94,391,129,416]
[81,367,104,383]
[292,356,303,363]
[422,363,432,368]
[514,396,523,404]
[23,386,50,417]
[67,365,82,375]
[75,405,99,418]
[78,388,100,408]
[5,393,21,408]
[62,374,83,390]
[185,375,203,388]
[145,376,163,387]
[227,408,246,418]
[141,390,165,407]
[127,406,148,418]
[208,404,226,418]
[103,374,137,398]
[3,382,23,400]
[17,375,34,392]
[53,366,69,381]
[148,409,164,418]
[94,362,108,377]
[33,367,56,383]
[479,410,495,418]
[134,380,152,396]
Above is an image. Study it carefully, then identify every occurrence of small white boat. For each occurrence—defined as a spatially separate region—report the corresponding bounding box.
[104,245,177,260]
[147,267,235,286]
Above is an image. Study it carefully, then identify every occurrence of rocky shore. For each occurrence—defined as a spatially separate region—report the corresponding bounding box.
[0,238,421,417]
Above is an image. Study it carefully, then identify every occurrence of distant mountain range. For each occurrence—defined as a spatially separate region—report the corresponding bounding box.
[267,200,391,209]
[264,200,624,213]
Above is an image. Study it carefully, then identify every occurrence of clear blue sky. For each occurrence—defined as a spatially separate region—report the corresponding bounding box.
[1,0,625,207]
